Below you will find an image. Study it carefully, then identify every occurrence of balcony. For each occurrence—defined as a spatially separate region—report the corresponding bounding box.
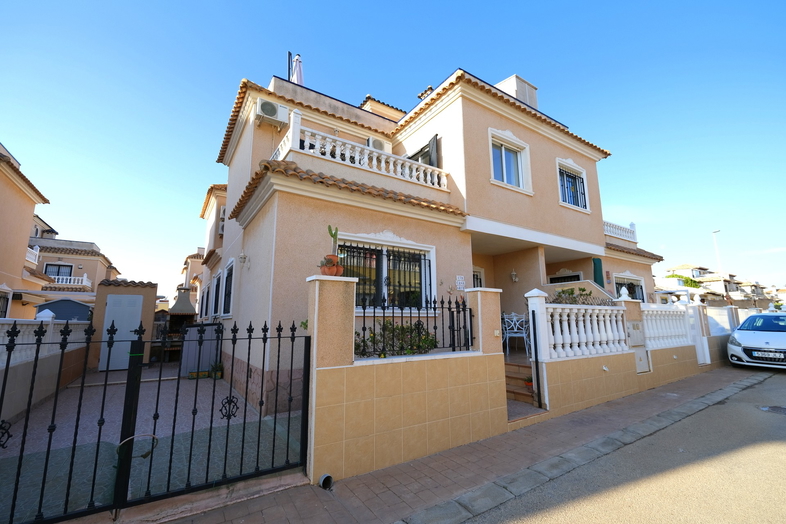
[604,221,637,242]
[50,273,92,288]
[25,246,39,264]
[272,109,449,191]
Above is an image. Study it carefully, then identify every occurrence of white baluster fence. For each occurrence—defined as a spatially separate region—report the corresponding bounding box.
[542,304,629,361]
[268,109,450,190]
[0,320,90,368]
[640,304,692,350]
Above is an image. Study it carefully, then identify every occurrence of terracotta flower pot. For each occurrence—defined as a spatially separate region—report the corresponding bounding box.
[320,265,338,276]
[325,254,339,264]
[334,265,344,277]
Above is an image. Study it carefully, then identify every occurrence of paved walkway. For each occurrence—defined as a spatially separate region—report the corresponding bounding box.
[125,366,767,523]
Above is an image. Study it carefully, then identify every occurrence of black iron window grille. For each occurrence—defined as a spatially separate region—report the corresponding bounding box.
[338,243,432,309]
[559,166,587,209]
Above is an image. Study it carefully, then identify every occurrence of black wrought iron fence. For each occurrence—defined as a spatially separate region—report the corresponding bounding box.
[0,319,310,524]
[354,296,473,358]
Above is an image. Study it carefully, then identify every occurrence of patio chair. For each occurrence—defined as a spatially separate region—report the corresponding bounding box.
[501,313,530,357]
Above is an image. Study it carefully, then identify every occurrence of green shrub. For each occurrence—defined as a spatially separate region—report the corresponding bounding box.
[355,319,438,358]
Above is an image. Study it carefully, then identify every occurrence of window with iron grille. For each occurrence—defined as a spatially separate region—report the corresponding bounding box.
[338,243,432,308]
[559,166,587,209]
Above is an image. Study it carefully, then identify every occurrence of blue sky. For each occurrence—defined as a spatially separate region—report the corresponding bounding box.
[2,0,784,300]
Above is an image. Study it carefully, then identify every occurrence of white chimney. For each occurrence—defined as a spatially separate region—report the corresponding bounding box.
[495,75,538,109]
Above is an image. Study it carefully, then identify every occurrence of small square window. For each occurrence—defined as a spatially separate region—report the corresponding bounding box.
[492,142,521,187]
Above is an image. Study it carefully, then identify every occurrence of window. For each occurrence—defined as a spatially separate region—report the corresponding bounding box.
[549,273,581,284]
[472,267,485,288]
[557,158,589,210]
[489,129,532,192]
[202,285,210,318]
[408,134,439,167]
[222,263,234,315]
[212,273,221,316]
[338,243,433,308]
[44,264,72,278]
[0,292,8,318]
[614,274,645,301]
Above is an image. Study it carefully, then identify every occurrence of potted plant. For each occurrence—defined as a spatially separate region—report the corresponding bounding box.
[523,374,534,393]
[210,360,224,380]
[320,225,344,276]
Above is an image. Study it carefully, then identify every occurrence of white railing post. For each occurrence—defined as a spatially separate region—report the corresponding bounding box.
[525,289,551,362]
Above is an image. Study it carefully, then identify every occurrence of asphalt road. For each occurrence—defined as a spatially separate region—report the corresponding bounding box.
[467,370,786,524]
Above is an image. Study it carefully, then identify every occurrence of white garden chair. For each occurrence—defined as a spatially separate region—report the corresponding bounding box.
[501,313,530,357]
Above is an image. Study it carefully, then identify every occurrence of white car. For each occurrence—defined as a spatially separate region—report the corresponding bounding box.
[727,313,786,369]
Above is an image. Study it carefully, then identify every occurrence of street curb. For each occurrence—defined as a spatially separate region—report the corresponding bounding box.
[403,371,774,524]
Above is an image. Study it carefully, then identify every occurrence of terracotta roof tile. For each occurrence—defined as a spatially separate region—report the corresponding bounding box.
[24,267,55,282]
[99,279,157,288]
[217,80,392,164]
[229,159,466,220]
[1,154,49,203]
[36,245,114,266]
[42,285,89,292]
[606,242,663,262]
[200,184,228,218]
[359,94,405,113]
[394,70,610,158]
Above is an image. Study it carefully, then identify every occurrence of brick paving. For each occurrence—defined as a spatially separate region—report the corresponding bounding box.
[140,366,759,523]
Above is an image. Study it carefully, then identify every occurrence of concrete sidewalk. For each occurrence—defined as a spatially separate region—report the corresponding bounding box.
[158,366,766,524]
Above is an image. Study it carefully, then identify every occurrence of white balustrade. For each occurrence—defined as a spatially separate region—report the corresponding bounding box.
[295,126,450,190]
[0,320,91,368]
[641,305,691,349]
[604,221,637,242]
[26,246,40,264]
[543,304,628,360]
[52,273,92,287]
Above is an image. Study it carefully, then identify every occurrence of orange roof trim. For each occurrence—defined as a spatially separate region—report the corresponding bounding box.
[217,80,392,164]
[393,70,610,158]
[606,242,663,262]
[229,160,466,221]
[1,155,50,203]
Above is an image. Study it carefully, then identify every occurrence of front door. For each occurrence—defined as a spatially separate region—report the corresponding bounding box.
[98,294,143,370]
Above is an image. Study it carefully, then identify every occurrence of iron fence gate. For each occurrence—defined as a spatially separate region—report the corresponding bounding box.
[0,320,310,524]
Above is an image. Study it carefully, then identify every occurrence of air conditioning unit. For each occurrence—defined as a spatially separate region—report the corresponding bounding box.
[366,137,392,153]
[220,205,226,219]
[255,99,289,128]
[218,222,225,236]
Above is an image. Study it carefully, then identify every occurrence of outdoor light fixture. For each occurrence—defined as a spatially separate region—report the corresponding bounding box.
[238,253,247,264]
[510,270,519,283]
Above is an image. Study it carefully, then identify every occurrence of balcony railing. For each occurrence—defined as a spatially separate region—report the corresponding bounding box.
[272,109,450,191]
[51,273,92,287]
[26,246,39,264]
[604,221,637,242]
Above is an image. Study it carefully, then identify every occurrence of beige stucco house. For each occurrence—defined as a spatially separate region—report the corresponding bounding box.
[0,142,50,319]
[196,69,661,328]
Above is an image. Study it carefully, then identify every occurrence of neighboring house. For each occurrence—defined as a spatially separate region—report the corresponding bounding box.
[31,235,121,295]
[0,142,51,319]
[179,247,205,311]
[661,263,774,307]
[192,69,663,359]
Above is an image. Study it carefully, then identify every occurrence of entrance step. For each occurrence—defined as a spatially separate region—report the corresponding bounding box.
[506,384,534,403]
[505,361,534,403]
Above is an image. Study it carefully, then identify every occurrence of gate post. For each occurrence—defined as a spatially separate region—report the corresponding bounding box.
[113,337,145,506]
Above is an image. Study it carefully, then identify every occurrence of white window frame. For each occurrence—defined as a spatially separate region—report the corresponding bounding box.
[201,283,210,320]
[44,263,74,278]
[548,269,583,284]
[472,266,485,288]
[222,260,235,317]
[0,289,10,318]
[614,271,646,302]
[489,129,533,194]
[211,271,222,317]
[338,231,436,310]
[556,158,590,213]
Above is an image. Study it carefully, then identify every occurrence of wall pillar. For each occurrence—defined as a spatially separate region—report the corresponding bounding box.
[466,287,503,354]
[305,275,357,482]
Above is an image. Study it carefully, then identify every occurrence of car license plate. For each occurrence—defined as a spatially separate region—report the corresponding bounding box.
[752,351,784,358]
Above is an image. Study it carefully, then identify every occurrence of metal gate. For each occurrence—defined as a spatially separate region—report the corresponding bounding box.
[0,320,310,524]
